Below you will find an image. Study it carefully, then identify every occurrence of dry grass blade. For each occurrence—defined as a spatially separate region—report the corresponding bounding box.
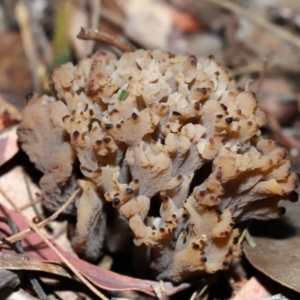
[0,259,73,279]
[77,27,134,52]
[14,2,41,92]
[207,0,300,49]
[0,189,80,246]
[0,188,109,300]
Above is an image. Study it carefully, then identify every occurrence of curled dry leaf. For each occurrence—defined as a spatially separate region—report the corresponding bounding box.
[244,198,300,293]
[0,205,190,297]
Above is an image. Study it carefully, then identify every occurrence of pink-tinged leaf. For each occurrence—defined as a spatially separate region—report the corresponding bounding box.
[0,205,190,296]
[0,125,19,167]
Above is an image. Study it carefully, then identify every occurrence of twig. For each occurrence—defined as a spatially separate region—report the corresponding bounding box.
[207,0,300,49]
[0,189,80,246]
[256,55,269,95]
[77,27,134,52]
[23,170,44,223]
[0,188,109,300]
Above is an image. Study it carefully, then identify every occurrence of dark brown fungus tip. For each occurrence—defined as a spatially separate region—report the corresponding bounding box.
[247,121,253,126]
[95,140,102,146]
[113,197,120,206]
[105,123,113,130]
[172,111,181,116]
[229,223,234,227]
[280,207,286,216]
[215,71,220,76]
[62,115,70,122]
[159,227,165,233]
[72,131,80,140]
[200,190,207,196]
[132,112,138,120]
[25,92,33,103]
[198,87,207,95]
[220,103,227,110]
[134,179,139,184]
[89,109,94,116]
[189,54,198,63]
[216,114,223,118]
[163,196,169,202]
[177,175,183,181]
[116,124,121,128]
[225,117,233,123]
[103,137,111,143]
[224,231,229,235]
[182,214,188,218]
[223,260,229,266]
[172,214,177,219]
[194,102,200,110]
[192,243,200,250]
[237,109,241,115]
[126,188,134,195]
[201,251,205,255]
[201,257,207,262]
[208,55,215,60]
[216,171,222,179]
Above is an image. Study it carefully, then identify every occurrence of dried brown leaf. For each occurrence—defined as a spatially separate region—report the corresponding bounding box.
[244,199,300,293]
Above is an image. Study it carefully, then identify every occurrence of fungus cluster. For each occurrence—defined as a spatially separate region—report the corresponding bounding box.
[18,49,298,282]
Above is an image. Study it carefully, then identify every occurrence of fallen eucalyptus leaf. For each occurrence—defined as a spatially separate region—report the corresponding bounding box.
[0,205,190,297]
[244,199,300,293]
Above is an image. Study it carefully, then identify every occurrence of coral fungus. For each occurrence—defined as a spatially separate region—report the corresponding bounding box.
[18,49,298,282]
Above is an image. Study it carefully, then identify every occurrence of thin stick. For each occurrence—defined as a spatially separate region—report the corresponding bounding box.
[77,27,134,52]
[0,189,80,246]
[207,0,300,49]
[256,55,269,95]
[23,170,44,223]
[0,188,109,300]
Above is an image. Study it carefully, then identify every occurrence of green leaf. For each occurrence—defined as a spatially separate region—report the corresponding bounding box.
[119,90,127,102]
